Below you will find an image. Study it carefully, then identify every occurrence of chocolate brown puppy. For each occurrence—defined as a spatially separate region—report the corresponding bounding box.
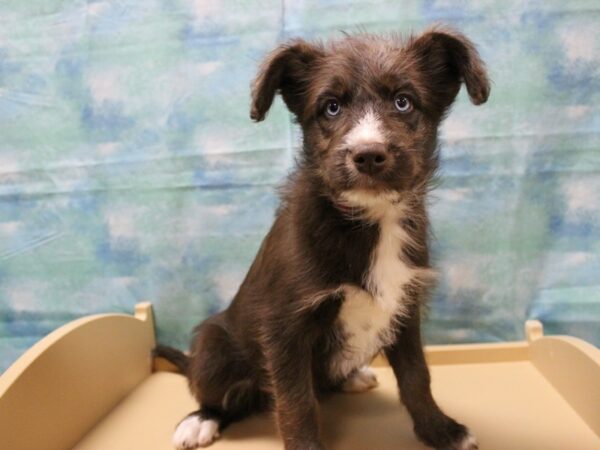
[156,26,489,450]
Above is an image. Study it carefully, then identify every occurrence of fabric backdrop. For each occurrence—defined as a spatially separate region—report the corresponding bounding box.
[1,0,599,372]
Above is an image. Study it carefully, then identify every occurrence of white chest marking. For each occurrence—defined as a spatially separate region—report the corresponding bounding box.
[329,195,432,381]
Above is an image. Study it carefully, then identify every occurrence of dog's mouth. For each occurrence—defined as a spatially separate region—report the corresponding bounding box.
[324,149,415,205]
[345,168,415,196]
[332,200,363,217]
[352,172,393,190]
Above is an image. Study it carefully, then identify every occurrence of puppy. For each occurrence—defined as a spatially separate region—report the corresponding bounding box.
[156,26,489,450]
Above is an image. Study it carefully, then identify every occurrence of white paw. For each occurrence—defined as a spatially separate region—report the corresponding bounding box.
[457,433,478,450]
[341,366,379,393]
[172,415,220,449]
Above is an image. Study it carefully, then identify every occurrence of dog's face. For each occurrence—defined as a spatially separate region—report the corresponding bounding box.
[251,29,489,203]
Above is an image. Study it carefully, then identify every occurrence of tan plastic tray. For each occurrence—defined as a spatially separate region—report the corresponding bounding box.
[0,303,598,450]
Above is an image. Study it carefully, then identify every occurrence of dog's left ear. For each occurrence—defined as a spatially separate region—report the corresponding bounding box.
[250,40,324,122]
[408,28,490,112]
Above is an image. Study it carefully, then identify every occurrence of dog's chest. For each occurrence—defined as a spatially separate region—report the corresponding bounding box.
[329,215,419,380]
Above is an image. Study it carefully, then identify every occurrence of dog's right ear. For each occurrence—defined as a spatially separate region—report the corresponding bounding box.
[250,40,323,122]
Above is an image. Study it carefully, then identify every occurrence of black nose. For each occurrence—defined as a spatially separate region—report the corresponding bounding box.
[352,146,388,175]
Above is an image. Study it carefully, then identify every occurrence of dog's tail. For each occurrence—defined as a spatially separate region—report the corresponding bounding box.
[152,345,190,374]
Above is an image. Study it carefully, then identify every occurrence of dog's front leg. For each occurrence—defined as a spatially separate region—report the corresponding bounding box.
[265,326,324,450]
[385,309,477,450]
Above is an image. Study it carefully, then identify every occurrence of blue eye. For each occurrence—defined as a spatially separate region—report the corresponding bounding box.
[394,95,412,113]
[325,99,341,117]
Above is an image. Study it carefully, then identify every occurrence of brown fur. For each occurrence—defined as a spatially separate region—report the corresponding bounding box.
[159,27,489,450]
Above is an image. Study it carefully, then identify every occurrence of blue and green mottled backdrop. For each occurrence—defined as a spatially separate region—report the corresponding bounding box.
[1,0,599,372]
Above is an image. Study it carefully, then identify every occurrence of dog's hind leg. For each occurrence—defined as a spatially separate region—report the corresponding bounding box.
[172,316,267,449]
[172,408,221,449]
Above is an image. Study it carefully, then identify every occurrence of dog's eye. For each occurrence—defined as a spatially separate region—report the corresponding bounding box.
[325,99,341,117]
[394,95,412,113]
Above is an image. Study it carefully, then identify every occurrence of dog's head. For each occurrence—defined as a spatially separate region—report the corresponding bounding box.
[250,28,489,206]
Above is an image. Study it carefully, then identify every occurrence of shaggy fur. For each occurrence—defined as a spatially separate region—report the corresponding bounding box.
[156,26,490,450]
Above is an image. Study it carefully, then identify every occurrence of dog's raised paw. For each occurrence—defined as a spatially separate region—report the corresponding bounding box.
[172,415,220,449]
[341,366,379,393]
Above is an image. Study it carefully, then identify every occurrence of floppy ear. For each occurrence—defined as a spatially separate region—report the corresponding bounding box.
[408,28,490,112]
[250,40,323,122]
